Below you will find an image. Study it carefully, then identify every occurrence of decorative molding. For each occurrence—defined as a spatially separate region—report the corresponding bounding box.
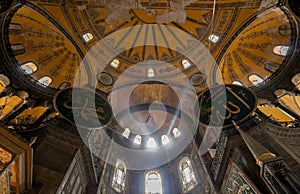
[210,131,227,180]
[0,125,33,192]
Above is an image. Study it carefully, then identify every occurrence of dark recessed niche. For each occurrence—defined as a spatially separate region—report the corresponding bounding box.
[0,0,13,14]
[288,0,300,17]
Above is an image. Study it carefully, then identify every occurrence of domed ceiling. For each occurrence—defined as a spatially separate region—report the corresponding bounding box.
[1,0,298,96]
[0,1,299,193]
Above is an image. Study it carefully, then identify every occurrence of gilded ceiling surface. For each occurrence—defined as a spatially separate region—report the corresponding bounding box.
[2,0,297,95]
[0,1,299,192]
[8,5,81,88]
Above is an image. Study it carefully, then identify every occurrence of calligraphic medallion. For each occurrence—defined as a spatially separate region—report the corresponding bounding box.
[198,84,257,127]
[54,87,112,128]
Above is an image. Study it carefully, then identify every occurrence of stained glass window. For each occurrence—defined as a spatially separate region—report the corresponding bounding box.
[208,34,220,43]
[122,128,130,138]
[112,160,126,193]
[147,138,156,148]
[38,76,52,87]
[248,74,264,85]
[172,127,180,138]
[273,46,289,56]
[161,135,169,145]
[82,32,94,42]
[20,62,37,75]
[134,135,142,145]
[182,59,191,69]
[179,157,197,193]
[147,68,155,78]
[145,170,163,194]
[111,59,120,68]
[232,80,243,86]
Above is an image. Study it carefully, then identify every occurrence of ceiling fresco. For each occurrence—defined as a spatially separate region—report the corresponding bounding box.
[0,1,299,193]
[2,0,297,94]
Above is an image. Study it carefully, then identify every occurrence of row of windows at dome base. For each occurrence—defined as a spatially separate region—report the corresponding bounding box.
[231,74,265,86]
[82,32,220,44]
[110,157,198,193]
[232,74,269,86]
[122,127,180,147]
[12,35,290,58]
[110,58,193,76]
[18,62,70,89]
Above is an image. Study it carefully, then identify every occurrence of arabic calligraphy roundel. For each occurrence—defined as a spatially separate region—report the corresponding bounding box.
[54,87,112,128]
[198,84,257,127]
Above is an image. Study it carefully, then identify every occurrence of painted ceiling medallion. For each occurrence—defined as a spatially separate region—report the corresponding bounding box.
[98,72,114,86]
[190,73,206,86]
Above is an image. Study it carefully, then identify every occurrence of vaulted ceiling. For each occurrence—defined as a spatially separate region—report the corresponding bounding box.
[2,0,298,97]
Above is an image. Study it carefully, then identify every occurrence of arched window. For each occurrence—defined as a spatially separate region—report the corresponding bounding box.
[232,80,243,86]
[273,46,289,56]
[20,62,38,75]
[11,43,25,55]
[161,135,169,145]
[122,128,130,138]
[172,127,180,138]
[182,59,191,69]
[208,34,220,43]
[145,170,163,194]
[112,160,126,193]
[9,23,21,30]
[147,138,157,148]
[38,76,52,87]
[147,68,155,78]
[82,32,94,42]
[248,74,264,85]
[133,135,142,145]
[178,157,198,193]
[111,59,120,68]
[9,23,22,35]
[264,63,280,73]
[59,82,71,90]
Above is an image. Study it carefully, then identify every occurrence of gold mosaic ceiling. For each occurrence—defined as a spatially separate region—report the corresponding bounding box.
[3,0,299,94]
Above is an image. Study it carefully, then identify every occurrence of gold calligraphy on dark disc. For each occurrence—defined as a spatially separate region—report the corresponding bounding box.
[54,87,112,128]
[198,84,257,127]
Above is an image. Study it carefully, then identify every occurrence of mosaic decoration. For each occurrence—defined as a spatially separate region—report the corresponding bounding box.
[222,161,260,194]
